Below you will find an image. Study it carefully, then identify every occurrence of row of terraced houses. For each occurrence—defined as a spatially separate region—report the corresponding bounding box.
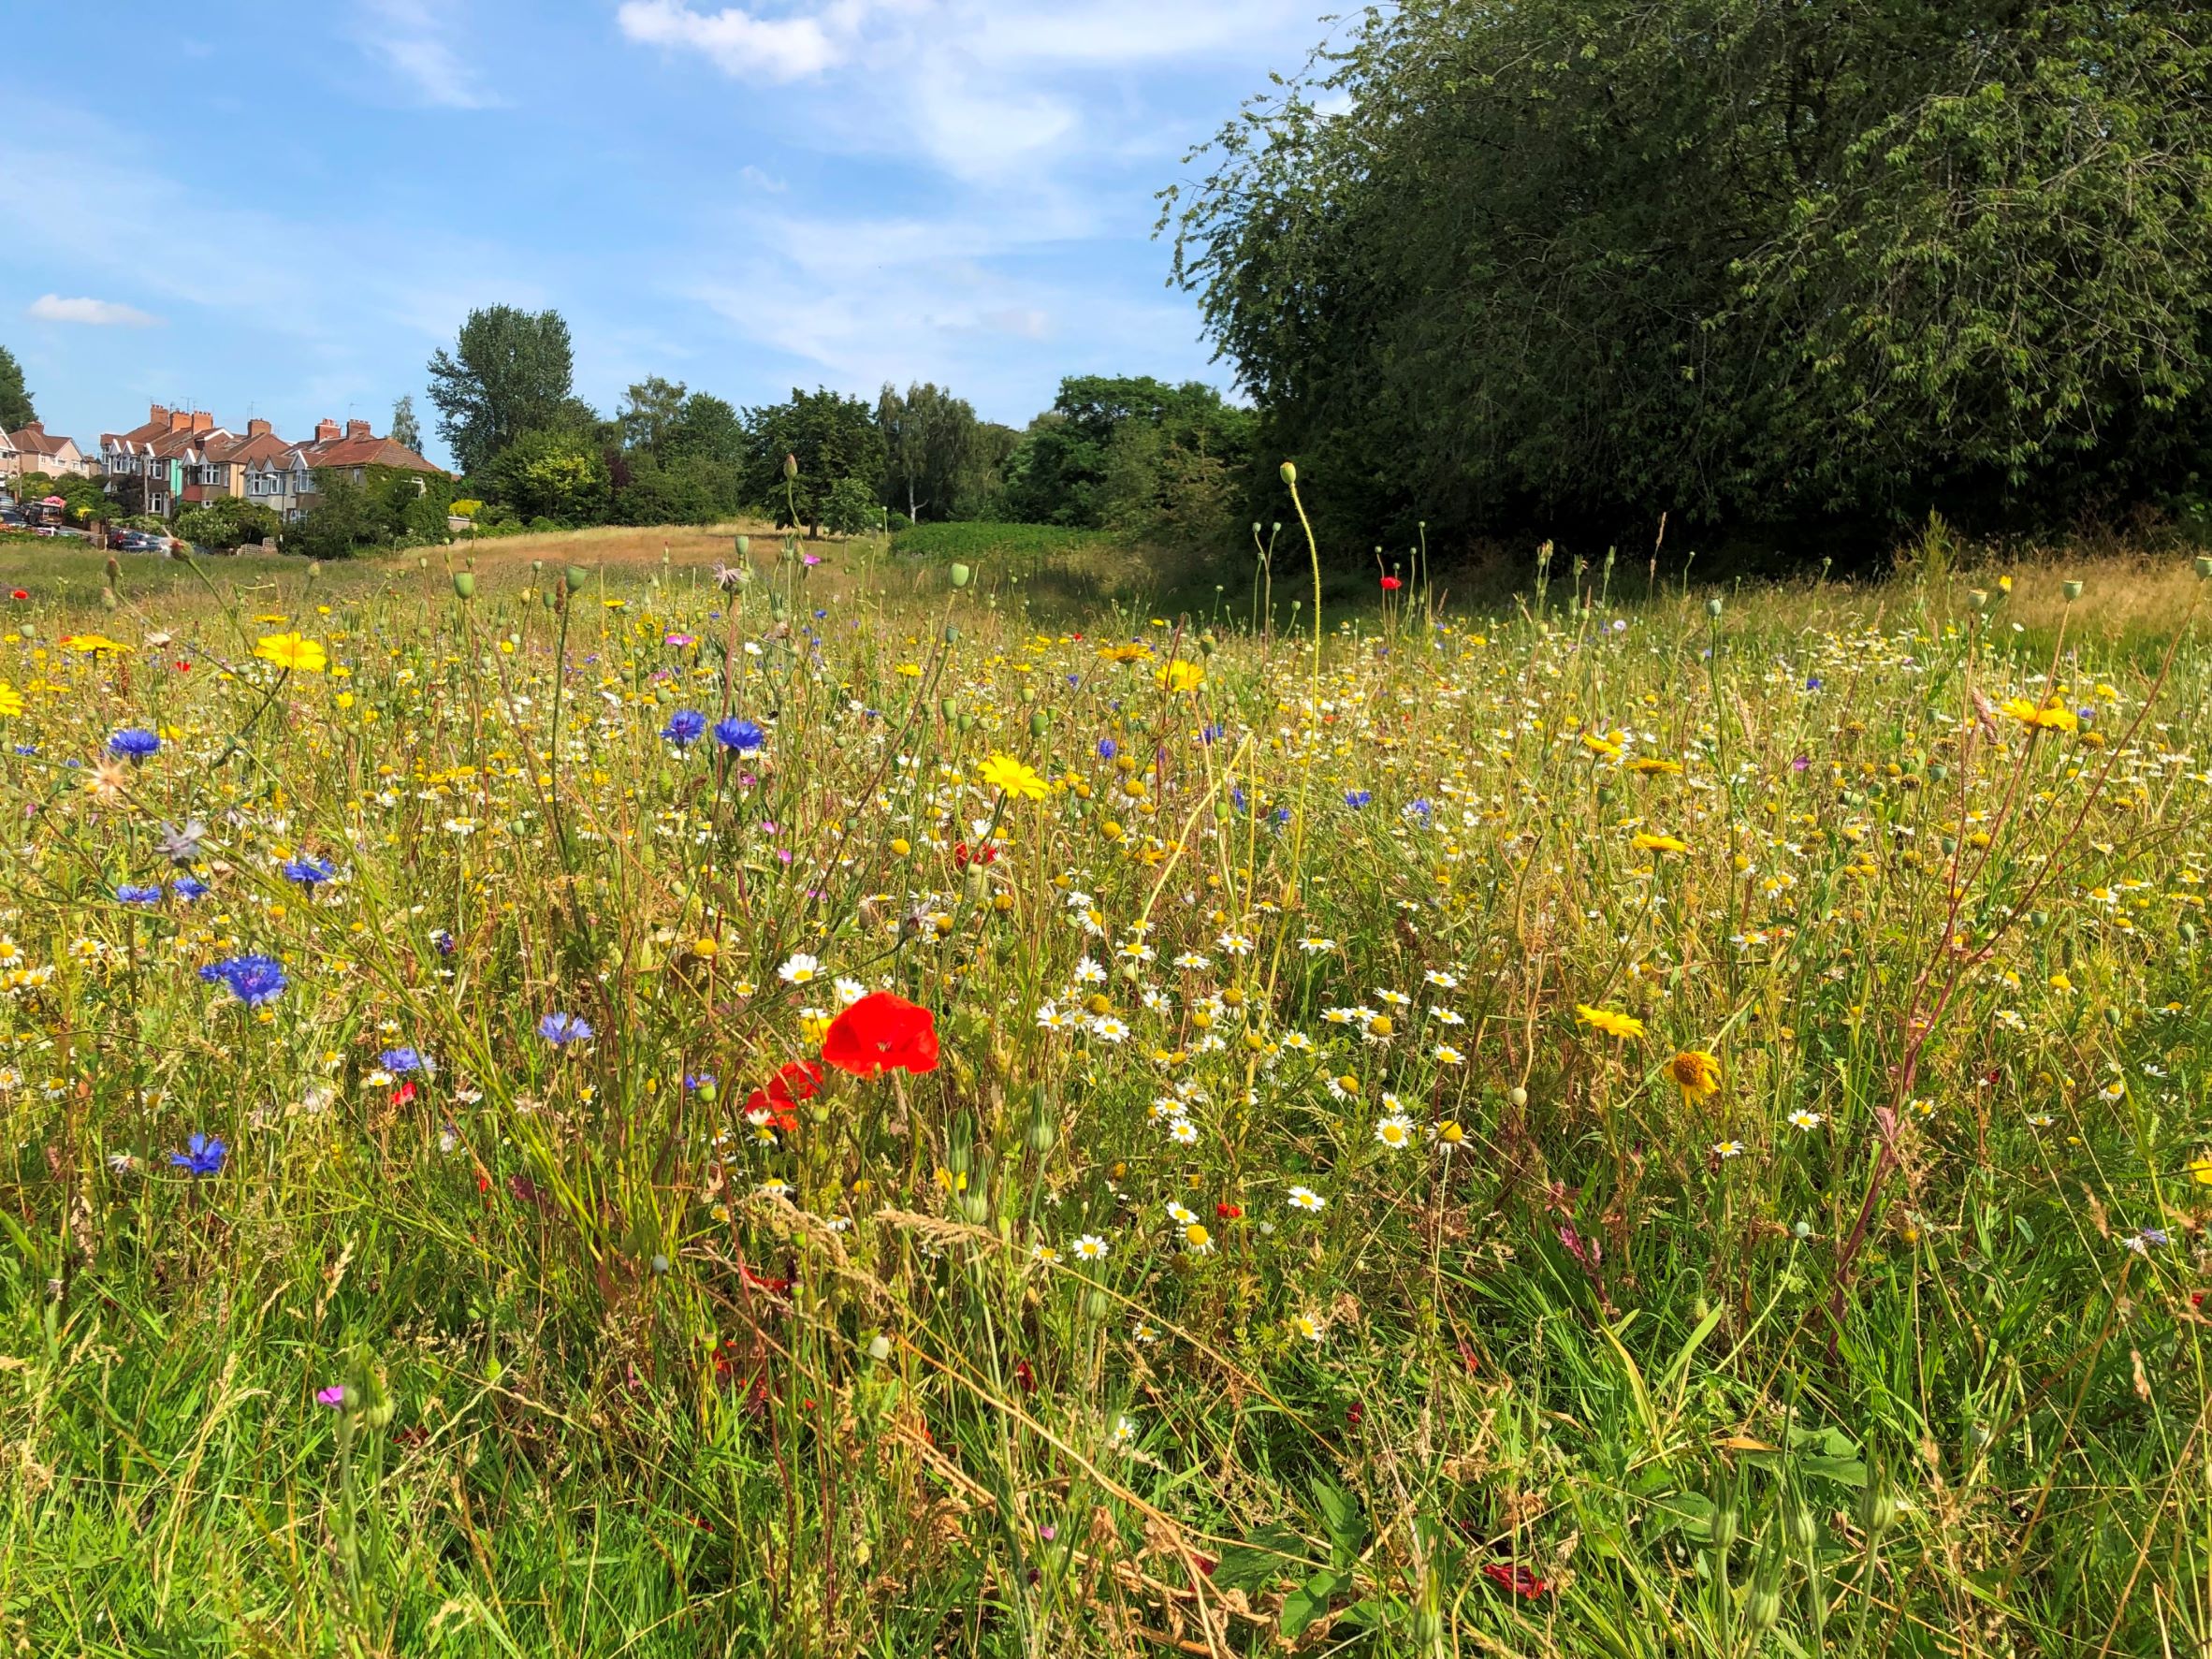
[3,405,443,522]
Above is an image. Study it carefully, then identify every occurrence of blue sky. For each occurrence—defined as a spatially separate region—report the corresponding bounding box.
[1,0,1335,469]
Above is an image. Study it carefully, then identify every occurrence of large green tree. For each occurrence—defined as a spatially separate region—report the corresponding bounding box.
[0,344,31,433]
[426,306,583,479]
[739,388,886,536]
[1169,1,2212,540]
[618,376,690,458]
[389,394,421,456]
[486,429,612,525]
[1000,374,1255,534]
[876,382,989,522]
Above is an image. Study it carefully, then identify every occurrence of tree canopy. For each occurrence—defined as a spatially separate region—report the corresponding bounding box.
[999,375,1255,534]
[740,388,887,535]
[1168,0,2212,542]
[0,345,32,434]
[426,306,585,479]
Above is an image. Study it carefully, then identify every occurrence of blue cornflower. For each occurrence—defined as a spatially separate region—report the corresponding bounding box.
[379,1047,429,1076]
[109,728,161,760]
[170,1133,226,1178]
[1230,784,1249,812]
[1097,737,1118,760]
[662,709,707,747]
[1344,790,1373,809]
[1201,723,1224,744]
[1405,797,1434,823]
[11,745,36,757]
[1805,676,1823,691]
[684,1071,717,1094]
[429,928,457,956]
[1272,806,1292,825]
[198,953,287,1007]
[714,717,766,752]
[172,876,210,901]
[281,856,335,888]
[116,882,163,906]
[539,1011,594,1046]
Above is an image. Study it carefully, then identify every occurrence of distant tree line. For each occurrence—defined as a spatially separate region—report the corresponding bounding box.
[394,304,1261,553]
[1167,0,2212,550]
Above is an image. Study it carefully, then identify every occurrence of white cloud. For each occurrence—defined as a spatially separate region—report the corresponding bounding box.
[357,0,502,109]
[614,0,1326,183]
[28,294,162,327]
[616,0,846,82]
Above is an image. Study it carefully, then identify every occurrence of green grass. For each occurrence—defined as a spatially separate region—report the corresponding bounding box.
[0,531,2208,1656]
[890,520,1119,565]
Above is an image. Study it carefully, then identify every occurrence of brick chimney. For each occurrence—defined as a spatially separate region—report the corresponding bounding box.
[314,418,342,443]
[167,409,194,432]
[345,419,371,441]
[189,410,214,433]
[148,403,171,428]
[247,418,272,438]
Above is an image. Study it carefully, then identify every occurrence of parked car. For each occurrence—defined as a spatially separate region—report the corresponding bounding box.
[0,509,25,530]
[111,529,167,552]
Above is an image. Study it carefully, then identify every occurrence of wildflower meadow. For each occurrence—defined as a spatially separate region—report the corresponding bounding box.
[1,523,2209,1656]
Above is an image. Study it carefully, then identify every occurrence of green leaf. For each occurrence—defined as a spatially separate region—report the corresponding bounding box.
[1280,1570,1342,1637]
[1314,1479,1368,1564]
[1211,1526,1308,1592]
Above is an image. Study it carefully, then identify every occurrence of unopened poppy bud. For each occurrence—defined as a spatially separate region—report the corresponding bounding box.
[1028,711,1049,737]
[452,572,475,600]
[1507,1086,1528,1108]
[949,562,972,589]
[866,1332,892,1361]
[1706,596,1724,618]
[1855,1469,1898,1538]
[1278,460,1297,485]
[782,453,798,480]
[735,535,750,557]
[1710,1491,1739,1554]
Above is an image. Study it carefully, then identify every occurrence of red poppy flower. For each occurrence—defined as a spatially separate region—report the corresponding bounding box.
[1483,1562,1549,1599]
[1380,575,1403,590]
[8,589,27,602]
[822,991,939,1078]
[953,839,999,869]
[744,1087,797,1133]
[1215,1201,1243,1219]
[746,1058,824,1131]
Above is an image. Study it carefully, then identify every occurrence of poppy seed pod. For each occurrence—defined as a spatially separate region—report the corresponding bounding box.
[949,562,972,589]
[2062,579,2084,602]
[1855,1465,1899,1538]
[452,572,475,600]
[735,535,749,556]
[564,565,589,593]
[1744,1535,1783,1632]
[1279,460,1297,485]
[1706,596,1724,618]
[2196,555,2212,580]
